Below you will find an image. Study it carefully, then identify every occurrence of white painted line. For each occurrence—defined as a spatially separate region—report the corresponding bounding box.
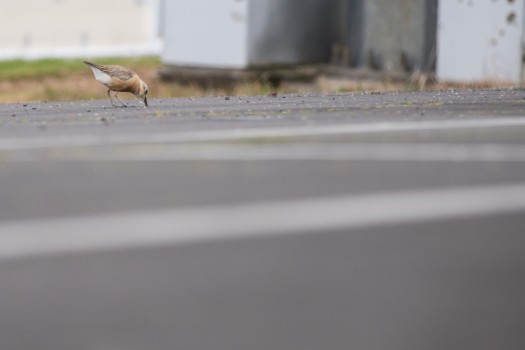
[1,183,525,260]
[9,143,525,163]
[1,117,525,151]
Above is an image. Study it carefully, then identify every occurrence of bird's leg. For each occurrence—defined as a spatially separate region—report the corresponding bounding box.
[107,89,118,107]
[115,92,128,107]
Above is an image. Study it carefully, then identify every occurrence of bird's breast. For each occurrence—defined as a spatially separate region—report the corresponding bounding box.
[109,76,140,94]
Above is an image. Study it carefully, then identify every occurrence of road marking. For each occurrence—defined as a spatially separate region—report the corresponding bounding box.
[1,183,525,260]
[7,143,525,163]
[0,117,525,150]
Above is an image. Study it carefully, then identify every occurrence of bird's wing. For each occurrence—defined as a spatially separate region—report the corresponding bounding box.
[84,61,134,83]
[99,65,135,81]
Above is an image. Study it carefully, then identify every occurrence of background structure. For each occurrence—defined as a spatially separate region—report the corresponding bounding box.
[0,0,163,59]
[0,0,523,83]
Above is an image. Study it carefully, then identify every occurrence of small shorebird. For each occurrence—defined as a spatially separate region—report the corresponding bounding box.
[83,61,149,107]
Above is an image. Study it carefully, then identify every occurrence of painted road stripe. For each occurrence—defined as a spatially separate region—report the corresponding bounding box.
[1,117,525,150]
[1,183,525,260]
[6,143,525,163]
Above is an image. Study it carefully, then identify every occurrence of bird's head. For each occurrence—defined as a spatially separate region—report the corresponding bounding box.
[136,80,149,107]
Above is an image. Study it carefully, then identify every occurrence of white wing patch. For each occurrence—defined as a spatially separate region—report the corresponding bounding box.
[88,66,111,85]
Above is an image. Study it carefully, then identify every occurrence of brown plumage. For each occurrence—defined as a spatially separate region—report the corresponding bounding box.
[83,61,149,107]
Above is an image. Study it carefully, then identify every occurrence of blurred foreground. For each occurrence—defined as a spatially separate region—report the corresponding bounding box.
[0,89,524,349]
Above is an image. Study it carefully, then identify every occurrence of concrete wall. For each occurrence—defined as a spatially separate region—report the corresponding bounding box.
[345,0,438,73]
[0,0,162,60]
[162,0,436,72]
[162,0,340,69]
[247,0,340,67]
[161,0,524,84]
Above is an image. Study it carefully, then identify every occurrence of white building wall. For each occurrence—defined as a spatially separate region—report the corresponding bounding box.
[162,0,250,68]
[437,0,525,83]
[0,0,162,60]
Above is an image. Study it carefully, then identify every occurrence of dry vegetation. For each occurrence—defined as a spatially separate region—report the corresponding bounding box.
[0,57,518,104]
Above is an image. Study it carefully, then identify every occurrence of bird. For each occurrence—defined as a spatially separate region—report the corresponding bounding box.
[83,61,148,107]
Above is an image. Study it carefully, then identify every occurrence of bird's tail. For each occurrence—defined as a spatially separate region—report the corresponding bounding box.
[83,60,97,68]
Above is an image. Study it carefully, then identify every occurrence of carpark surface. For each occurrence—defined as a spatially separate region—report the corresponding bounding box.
[0,89,524,350]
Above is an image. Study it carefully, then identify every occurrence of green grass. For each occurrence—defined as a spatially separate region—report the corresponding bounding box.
[0,56,160,81]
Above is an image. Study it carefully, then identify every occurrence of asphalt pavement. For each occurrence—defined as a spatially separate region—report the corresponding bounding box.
[0,89,524,350]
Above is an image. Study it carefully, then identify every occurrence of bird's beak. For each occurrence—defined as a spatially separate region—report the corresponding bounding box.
[144,96,148,107]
